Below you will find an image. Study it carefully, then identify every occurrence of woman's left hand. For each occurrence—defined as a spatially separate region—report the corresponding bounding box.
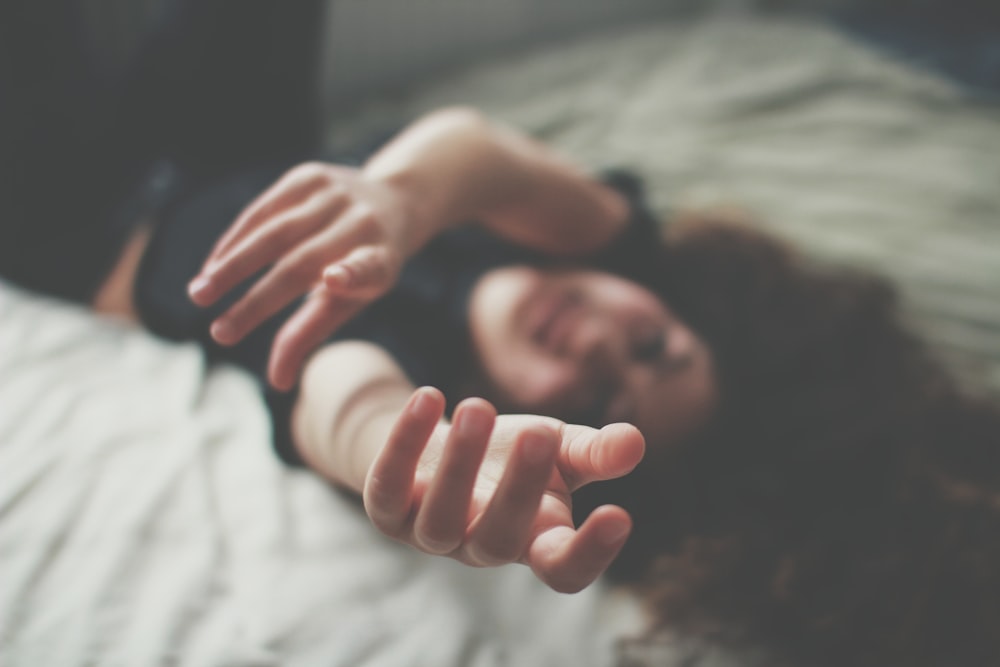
[187,162,419,390]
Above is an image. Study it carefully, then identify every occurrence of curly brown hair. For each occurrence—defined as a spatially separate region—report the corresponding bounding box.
[577,213,1000,666]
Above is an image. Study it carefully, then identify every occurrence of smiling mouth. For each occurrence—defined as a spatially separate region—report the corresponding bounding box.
[527,287,583,354]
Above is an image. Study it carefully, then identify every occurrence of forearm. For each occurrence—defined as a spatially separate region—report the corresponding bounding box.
[290,340,444,492]
[363,107,628,256]
[288,342,641,594]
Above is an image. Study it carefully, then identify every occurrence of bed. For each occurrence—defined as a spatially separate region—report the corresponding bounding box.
[2,11,999,667]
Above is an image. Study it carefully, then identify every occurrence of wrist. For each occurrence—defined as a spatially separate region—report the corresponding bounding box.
[361,107,501,250]
[364,168,459,256]
[291,342,420,493]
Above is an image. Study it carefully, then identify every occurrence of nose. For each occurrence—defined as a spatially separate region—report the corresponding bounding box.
[575,319,626,376]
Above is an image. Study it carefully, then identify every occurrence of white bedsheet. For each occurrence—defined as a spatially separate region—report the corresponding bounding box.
[0,286,636,666]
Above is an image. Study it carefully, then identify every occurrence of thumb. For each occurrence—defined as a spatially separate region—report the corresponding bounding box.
[322,245,395,299]
[558,423,645,491]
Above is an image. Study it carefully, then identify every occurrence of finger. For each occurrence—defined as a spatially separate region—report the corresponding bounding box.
[206,163,329,266]
[364,387,446,536]
[413,399,495,554]
[267,290,368,390]
[558,422,645,492]
[463,426,559,566]
[322,245,396,300]
[526,505,632,594]
[190,191,345,307]
[208,219,367,346]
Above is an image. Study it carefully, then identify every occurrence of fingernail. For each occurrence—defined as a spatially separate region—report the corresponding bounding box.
[455,405,492,439]
[599,519,630,546]
[188,276,210,298]
[410,388,436,416]
[323,265,350,287]
[522,430,555,465]
[210,319,234,343]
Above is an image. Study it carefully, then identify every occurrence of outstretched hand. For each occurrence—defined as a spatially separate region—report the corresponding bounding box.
[364,387,645,593]
[186,163,419,390]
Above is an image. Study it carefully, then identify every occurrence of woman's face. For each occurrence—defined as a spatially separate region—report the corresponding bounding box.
[468,266,717,449]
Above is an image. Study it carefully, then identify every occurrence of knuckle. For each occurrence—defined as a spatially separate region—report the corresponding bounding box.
[366,507,400,538]
[415,531,461,556]
[466,539,521,567]
[363,486,403,534]
[363,474,390,504]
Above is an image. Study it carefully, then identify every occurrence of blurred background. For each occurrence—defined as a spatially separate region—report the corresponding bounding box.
[317,0,1000,108]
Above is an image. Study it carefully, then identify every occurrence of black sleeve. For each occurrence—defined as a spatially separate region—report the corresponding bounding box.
[0,0,326,304]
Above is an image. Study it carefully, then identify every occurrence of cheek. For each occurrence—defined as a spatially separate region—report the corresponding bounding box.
[469,267,538,368]
[675,353,719,437]
[584,278,666,328]
[488,353,580,412]
[689,363,718,428]
[643,354,718,450]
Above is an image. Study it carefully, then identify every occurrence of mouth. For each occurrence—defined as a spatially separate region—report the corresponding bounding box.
[527,286,583,354]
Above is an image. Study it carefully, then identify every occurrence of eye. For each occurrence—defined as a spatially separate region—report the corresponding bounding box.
[631,330,666,363]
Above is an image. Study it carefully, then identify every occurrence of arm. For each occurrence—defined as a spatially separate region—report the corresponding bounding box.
[294,340,645,593]
[362,106,629,255]
[188,107,630,388]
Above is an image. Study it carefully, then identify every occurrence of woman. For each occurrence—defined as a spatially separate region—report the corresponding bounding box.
[96,108,1000,666]
[5,1,687,593]
[96,107,717,593]
[11,103,1000,665]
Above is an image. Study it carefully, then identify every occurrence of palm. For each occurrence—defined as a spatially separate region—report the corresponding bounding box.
[466,415,575,524]
[446,433,574,560]
[367,395,645,593]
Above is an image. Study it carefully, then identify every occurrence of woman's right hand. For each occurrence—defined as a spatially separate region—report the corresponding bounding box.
[364,387,645,593]
[187,162,422,390]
